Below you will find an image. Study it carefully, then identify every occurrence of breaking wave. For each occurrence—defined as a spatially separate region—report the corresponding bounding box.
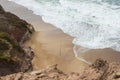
[8,0,120,63]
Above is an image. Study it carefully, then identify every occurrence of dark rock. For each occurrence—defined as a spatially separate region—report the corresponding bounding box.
[0,5,35,76]
[0,5,5,14]
[90,58,109,70]
[0,6,35,42]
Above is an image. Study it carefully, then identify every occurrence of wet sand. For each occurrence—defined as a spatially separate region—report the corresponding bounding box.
[74,45,120,63]
[1,0,120,73]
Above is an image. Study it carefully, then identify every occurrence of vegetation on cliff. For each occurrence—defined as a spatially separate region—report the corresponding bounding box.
[0,5,34,42]
[0,5,35,76]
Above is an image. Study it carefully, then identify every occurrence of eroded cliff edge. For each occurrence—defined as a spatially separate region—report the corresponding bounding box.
[0,5,35,76]
[0,59,120,80]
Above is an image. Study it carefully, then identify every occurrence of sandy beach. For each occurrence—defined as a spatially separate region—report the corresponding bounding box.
[0,0,88,73]
[1,0,120,73]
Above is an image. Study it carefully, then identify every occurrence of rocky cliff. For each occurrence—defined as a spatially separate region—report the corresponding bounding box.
[0,59,120,80]
[0,5,35,76]
[0,5,34,43]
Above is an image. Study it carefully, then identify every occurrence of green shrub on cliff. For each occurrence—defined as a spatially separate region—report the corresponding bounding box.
[0,5,34,76]
[0,32,24,53]
[0,39,10,51]
[0,33,27,62]
[0,32,16,46]
[0,33,12,61]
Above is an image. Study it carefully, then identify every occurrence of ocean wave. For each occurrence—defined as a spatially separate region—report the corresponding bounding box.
[8,0,120,53]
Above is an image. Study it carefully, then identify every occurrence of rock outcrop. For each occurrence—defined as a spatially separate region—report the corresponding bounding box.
[79,59,120,80]
[0,59,120,80]
[0,5,35,76]
[0,5,34,43]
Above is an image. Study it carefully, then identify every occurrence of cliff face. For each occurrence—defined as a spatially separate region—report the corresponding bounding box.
[0,5,35,76]
[0,5,34,42]
[0,59,120,80]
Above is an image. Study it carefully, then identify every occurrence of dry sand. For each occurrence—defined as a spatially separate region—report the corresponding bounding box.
[0,0,120,73]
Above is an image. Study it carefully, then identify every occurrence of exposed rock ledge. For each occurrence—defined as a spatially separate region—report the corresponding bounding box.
[0,5,35,76]
[0,59,120,80]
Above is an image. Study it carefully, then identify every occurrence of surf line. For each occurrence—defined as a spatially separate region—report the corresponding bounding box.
[73,45,92,65]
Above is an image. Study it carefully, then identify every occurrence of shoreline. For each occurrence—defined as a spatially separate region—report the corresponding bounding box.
[0,0,88,73]
[1,0,120,73]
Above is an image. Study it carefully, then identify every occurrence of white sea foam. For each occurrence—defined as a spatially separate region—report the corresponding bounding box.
[8,0,120,62]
